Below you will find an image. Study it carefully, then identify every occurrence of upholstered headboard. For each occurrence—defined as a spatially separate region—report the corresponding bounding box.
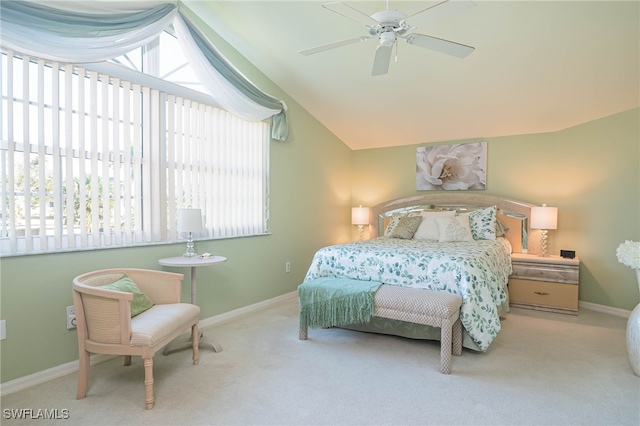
[369,193,538,254]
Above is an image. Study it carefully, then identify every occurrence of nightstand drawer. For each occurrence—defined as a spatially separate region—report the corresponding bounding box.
[509,278,578,312]
[510,262,578,284]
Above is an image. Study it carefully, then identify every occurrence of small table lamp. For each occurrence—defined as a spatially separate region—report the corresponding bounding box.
[531,204,558,257]
[351,205,369,241]
[177,208,202,257]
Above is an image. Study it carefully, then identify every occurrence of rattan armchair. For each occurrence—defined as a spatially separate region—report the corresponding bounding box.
[72,268,200,410]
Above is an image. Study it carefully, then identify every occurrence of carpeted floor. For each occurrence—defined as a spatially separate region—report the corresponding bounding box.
[1,298,639,425]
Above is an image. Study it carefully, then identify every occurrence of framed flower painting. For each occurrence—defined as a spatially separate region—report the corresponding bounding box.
[416,141,487,191]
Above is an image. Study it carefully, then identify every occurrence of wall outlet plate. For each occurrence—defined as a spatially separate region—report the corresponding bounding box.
[1,320,6,340]
[66,306,77,329]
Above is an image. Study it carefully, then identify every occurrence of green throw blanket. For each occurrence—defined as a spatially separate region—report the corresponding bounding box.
[298,277,383,329]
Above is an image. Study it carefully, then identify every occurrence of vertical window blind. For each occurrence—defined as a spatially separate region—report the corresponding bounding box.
[0,48,269,255]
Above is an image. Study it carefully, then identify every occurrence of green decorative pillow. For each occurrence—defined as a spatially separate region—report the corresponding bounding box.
[465,205,497,240]
[101,277,154,317]
[390,215,423,239]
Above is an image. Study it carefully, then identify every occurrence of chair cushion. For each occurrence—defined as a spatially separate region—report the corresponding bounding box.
[101,277,154,317]
[130,303,200,347]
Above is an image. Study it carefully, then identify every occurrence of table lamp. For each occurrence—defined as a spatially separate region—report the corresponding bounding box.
[351,205,369,241]
[531,204,558,257]
[177,208,202,257]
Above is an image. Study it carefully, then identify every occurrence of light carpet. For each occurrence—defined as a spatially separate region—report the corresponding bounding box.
[1,298,639,425]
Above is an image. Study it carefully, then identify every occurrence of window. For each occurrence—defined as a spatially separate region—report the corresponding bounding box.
[110,27,207,95]
[1,38,269,256]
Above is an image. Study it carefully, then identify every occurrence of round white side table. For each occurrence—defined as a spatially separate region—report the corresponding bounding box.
[159,255,227,354]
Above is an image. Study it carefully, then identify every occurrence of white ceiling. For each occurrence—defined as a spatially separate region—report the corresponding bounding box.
[187,0,640,150]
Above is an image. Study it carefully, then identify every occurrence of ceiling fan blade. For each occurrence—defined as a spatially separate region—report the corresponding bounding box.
[299,36,371,56]
[404,0,476,29]
[371,45,393,76]
[323,2,379,28]
[406,33,474,58]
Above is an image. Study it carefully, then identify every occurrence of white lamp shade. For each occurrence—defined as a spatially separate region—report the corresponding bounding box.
[351,206,369,225]
[177,208,203,233]
[531,204,558,230]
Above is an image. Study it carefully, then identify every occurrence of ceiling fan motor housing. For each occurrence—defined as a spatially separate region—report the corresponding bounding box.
[370,9,407,27]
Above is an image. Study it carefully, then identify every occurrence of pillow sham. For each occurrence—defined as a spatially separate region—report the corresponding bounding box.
[495,218,510,237]
[384,211,419,236]
[463,205,497,240]
[101,277,154,317]
[390,215,423,240]
[436,216,474,242]
[412,210,456,241]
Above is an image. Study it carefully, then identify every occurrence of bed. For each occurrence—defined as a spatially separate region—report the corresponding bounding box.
[302,193,537,352]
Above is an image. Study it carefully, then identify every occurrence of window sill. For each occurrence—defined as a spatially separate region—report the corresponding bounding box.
[0,232,272,258]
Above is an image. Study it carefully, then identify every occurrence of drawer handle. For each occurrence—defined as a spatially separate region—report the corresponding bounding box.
[534,291,550,296]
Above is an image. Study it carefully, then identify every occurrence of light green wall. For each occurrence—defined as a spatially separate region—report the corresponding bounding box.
[1,10,638,385]
[352,108,640,311]
[0,19,353,384]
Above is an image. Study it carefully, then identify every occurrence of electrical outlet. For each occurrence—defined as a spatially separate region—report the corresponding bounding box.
[1,320,6,340]
[285,262,291,273]
[66,306,76,329]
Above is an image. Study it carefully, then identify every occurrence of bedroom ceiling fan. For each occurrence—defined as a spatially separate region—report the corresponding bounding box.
[299,0,476,76]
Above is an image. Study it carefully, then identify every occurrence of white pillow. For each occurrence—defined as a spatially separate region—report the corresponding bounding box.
[436,216,474,242]
[412,210,456,241]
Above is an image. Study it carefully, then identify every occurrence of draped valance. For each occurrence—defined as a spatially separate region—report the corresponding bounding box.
[0,0,288,140]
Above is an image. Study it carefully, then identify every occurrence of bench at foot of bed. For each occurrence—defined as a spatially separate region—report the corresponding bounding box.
[299,283,463,374]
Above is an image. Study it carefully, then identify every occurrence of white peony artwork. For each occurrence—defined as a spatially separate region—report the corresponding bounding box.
[416,142,487,191]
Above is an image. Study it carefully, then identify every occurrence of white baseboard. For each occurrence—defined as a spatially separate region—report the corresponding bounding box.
[0,353,115,398]
[0,291,298,397]
[579,300,631,318]
[198,291,297,330]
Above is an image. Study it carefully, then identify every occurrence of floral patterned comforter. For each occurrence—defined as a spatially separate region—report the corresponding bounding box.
[303,237,513,351]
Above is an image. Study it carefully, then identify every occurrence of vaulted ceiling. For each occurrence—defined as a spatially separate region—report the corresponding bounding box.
[187,1,640,150]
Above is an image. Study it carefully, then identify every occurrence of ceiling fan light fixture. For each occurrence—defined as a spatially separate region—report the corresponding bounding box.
[379,31,396,47]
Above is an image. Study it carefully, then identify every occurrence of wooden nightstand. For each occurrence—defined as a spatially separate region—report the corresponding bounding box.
[508,253,579,315]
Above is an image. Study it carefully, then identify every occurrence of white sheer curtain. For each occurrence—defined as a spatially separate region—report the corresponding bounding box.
[0,1,178,63]
[173,15,282,123]
[0,0,287,139]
